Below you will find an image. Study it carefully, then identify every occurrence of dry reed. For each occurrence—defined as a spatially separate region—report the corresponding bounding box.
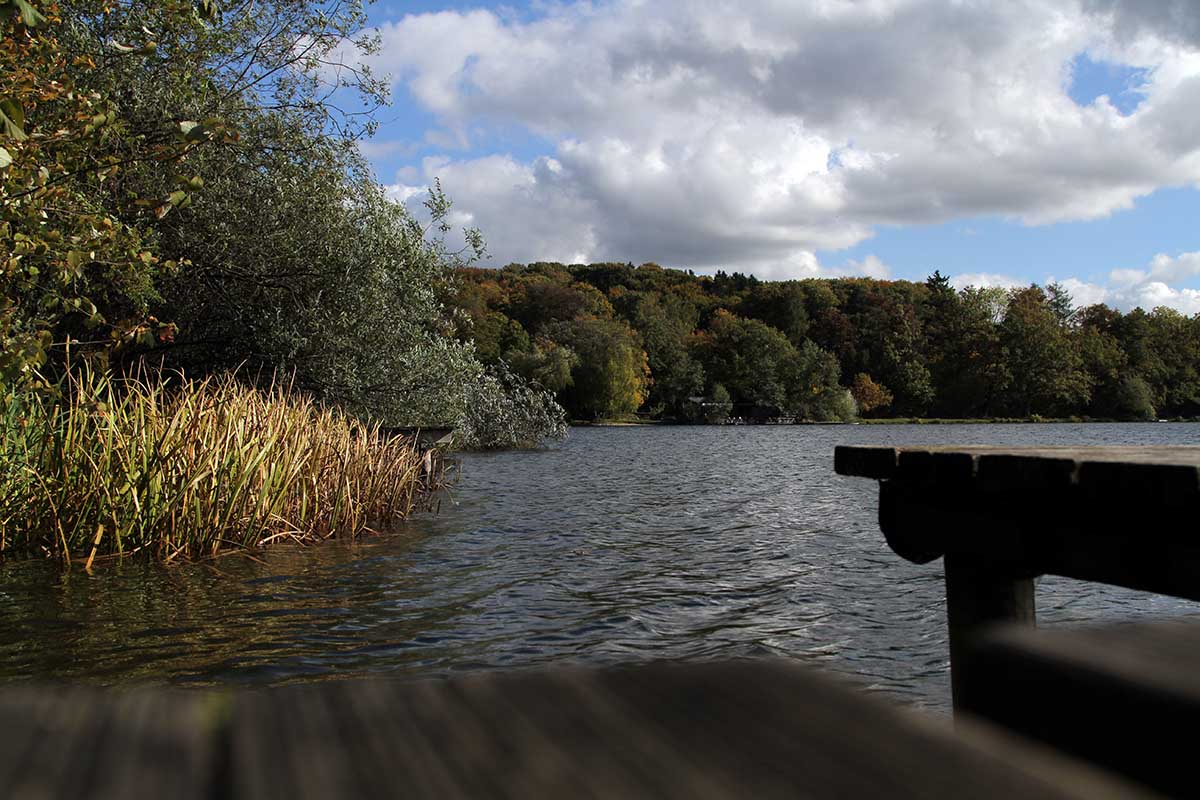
[0,370,440,564]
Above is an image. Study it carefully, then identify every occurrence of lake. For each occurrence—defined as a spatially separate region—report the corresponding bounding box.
[1,423,1198,711]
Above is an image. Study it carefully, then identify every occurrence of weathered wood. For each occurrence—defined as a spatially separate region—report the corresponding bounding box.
[944,555,1036,711]
[0,686,222,800]
[382,426,455,448]
[228,661,1149,799]
[840,443,1200,726]
[835,445,1200,497]
[965,618,1200,798]
[855,445,1200,601]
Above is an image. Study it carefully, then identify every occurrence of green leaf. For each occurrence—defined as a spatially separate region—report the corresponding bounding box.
[0,146,11,168]
[12,0,46,28]
[168,190,188,206]
[0,99,27,141]
[196,0,219,22]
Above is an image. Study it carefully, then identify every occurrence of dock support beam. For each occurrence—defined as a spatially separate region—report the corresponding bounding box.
[944,555,1036,713]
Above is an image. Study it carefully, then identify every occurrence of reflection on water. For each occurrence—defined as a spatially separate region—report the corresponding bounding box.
[1,423,1198,710]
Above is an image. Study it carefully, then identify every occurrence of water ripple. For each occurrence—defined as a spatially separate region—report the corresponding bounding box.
[0,423,1198,711]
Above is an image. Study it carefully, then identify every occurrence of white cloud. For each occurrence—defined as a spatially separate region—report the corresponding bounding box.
[1055,277,1112,308]
[950,272,1025,291]
[1098,251,1200,312]
[843,255,892,280]
[356,139,420,161]
[947,251,1200,313]
[353,1,1200,302]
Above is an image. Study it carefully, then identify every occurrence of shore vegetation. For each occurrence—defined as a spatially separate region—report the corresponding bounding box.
[0,370,438,565]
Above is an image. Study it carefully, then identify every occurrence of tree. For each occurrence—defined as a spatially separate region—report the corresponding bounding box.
[511,281,613,331]
[471,311,530,365]
[545,318,650,418]
[1,0,566,447]
[1,1,196,387]
[703,383,732,423]
[507,337,577,393]
[851,373,893,415]
[692,310,845,419]
[633,293,704,416]
[736,282,809,345]
[998,286,1090,416]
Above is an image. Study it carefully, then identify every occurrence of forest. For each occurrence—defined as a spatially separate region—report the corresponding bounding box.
[452,262,1200,422]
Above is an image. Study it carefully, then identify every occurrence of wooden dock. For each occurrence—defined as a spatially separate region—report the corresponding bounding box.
[837,443,1200,798]
[0,660,1152,799]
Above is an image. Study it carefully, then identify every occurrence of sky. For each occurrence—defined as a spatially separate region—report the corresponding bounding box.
[345,0,1200,313]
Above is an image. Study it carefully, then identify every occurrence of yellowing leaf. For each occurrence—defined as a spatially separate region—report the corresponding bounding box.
[0,99,27,141]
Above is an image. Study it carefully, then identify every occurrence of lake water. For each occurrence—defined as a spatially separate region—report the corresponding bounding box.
[1,423,1198,711]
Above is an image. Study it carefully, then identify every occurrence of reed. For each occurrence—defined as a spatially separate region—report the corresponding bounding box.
[0,370,440,565]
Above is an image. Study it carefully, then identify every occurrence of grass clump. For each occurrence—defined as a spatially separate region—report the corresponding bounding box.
[0,371,441,565]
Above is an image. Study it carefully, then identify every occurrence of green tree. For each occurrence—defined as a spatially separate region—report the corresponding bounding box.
[633,293,704,416]
[692,310,845,418]
[507,337,577,393]
[1077,304,1151,419]
[471,311,530,366]
[736,282,809,345]
[703,383,732,423]
[1,1,198,387]
[998,286,1090,416]
[512,281,613,332]
[545,318,650,418]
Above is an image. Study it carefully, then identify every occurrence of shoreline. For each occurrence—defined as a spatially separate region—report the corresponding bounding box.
[572,417,1198,427]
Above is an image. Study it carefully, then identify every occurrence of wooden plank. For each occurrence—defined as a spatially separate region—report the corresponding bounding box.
[835,445,1200,495]
[0,686,222,800]
[876,477,1200,601]
[964,619,1200,798]
[833,445,900,479]
[229,661,1152,799]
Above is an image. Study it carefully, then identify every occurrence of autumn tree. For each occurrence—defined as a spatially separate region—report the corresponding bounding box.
[545,318,650,418]
[1,0,201,386]
[850,373,893,415]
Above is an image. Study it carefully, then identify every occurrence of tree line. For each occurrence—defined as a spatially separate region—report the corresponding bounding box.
[452,262,1200,422]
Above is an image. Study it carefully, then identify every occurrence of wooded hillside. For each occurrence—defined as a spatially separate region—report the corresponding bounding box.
[452,262,1200,421]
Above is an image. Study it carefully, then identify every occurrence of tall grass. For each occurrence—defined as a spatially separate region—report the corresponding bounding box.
[0,370,441,565]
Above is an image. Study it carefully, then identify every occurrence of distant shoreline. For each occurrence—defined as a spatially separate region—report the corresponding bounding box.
[572,417,1198,427]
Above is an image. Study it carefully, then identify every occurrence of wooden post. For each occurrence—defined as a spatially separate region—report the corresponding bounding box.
[943,553,1036,714]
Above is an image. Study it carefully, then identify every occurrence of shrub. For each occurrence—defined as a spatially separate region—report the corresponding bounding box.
[456,363,568,450]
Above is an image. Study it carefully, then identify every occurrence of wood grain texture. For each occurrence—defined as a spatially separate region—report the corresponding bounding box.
[229,661,1150,799]
[965,618,1200,799]
[0,685,223,800]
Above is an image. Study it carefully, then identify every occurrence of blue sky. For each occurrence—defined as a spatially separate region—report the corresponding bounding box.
[351,0,1200,312]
